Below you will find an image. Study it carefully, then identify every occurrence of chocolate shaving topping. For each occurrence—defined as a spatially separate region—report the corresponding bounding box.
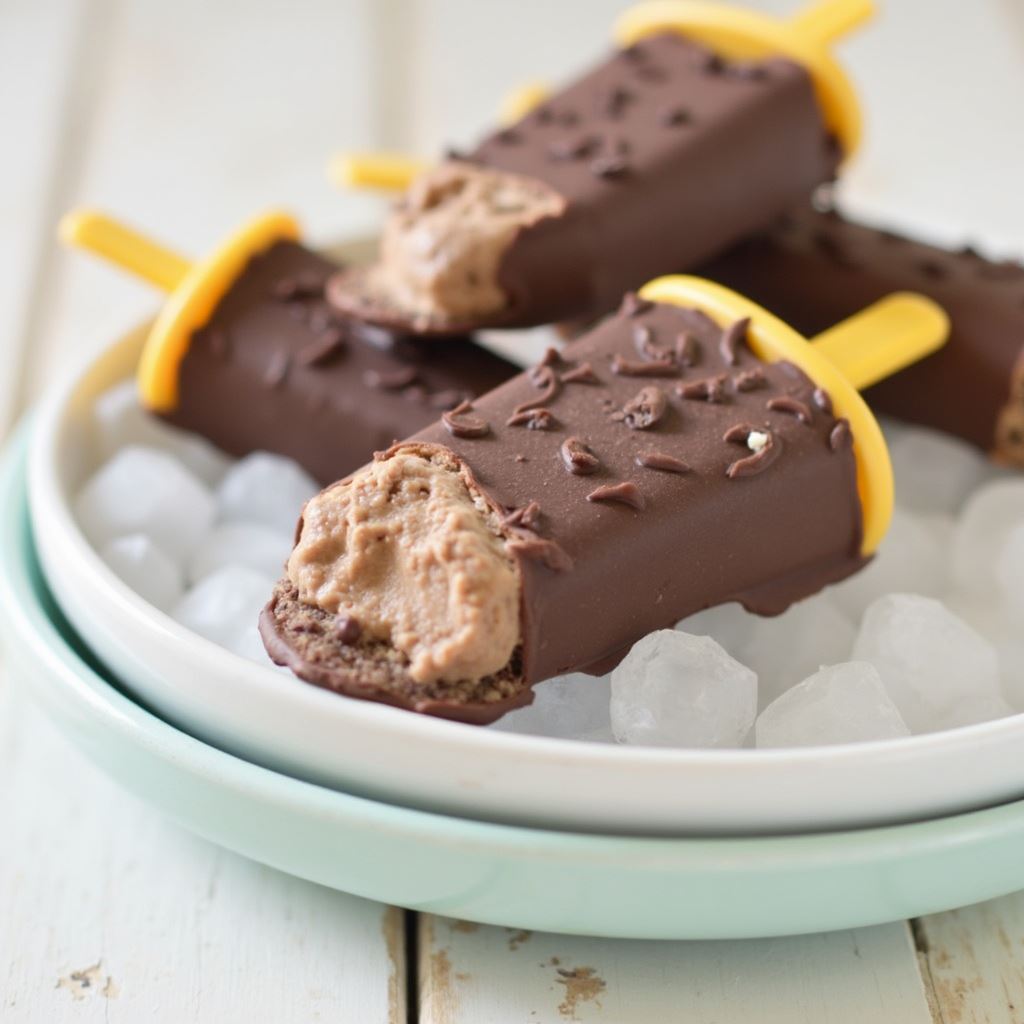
[830,419,852,451]
[734,367,767,392]
[561,362,599,385]
[701,53,726,74]
[263,351,290,388]
[560,436,600,475]
[506,535,573,572]
[537,346,564,369]
[441,400,490,439]
[514,454,527,463]
[586,481,645,509]
[600,84,633,117]
[675,331,700,367]
[272,274,324,301]
[719,317,750,367]
[503,501,542,531]
[767,395,813,424]
[918,259,947,280]
[495,128,521,145]
[622,386,667,430]
[812,387,834,414]
[726,428,781,479]
[724,422,757,445]
[547,135,598,161]
[506,408,554,430]
[678,375,727,403]
[515,365,561,413]
[364,366,418,390]
[296,326,346,367]
[731,63,768,81]
[335,615,362,645]
[635,63,667,82]
[620,292,653,318]
[612,355,677,377]
[636,451,689,474]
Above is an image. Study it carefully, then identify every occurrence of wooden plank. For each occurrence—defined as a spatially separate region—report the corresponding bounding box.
[0,0,89,439]
[21,0,391,414]
[418,913,934,1024]
[915,896,1024,1024]
[0,680,405,1023]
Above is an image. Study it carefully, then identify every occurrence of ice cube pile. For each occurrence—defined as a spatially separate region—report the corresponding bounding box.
[76,382,1024,749]
[76,381,317,666]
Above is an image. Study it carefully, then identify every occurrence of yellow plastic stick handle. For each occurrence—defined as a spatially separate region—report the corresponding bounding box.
[810,293,950,391]
[58,210,192,293]
[789,0,874,45]
[328,152,429,192]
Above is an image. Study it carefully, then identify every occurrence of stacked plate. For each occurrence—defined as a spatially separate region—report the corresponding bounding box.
[6,324,1024,941]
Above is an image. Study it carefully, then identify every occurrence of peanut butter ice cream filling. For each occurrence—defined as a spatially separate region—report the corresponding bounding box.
[287,449,521,685]
[364,161,566,328]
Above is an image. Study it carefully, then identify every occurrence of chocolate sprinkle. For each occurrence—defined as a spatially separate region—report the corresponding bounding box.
[334,615,362,645]
[560,436,600,475]
[726,428,781,479]
[263,351,290,388]
[441,400,490,439]
[678,374,727,403]
[537,346,564,369]
[622,386,668,430]
[561,362,600,385]
[767,395,813,424]
[675,331,700,367]
[590,154,629,179]
[611,355,677,377]
[506,408,555,430]
[658,105,692,127]
[515,365,561,413]
[812,387,834,414]
[503,501,542,531]
[364,366,419,391]
[734,367,767,392]
[296,327,346,367]
[506,535,574,572]
[586,481,645,509]
[830,419,852,451]
[636,451,689,474]
[719,317,750,366]
[547,135,598,161]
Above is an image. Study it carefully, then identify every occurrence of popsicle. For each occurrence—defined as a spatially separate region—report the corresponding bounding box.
[260,278,948,723]
[326,0,873,337]
[59,210,518,485]
[702,204,1024,467]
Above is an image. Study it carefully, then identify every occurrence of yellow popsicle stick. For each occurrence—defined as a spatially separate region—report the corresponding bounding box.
[638,275,950,556]
[498,80,552,126]
[60,207,300,413]
[328,152,429,193]
[614,0,875,158]
[59,210,192,293]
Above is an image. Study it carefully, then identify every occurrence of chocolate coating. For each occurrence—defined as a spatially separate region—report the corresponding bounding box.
[329,32,838,336]
[263,300,864,721]
[702,205,1024,466]
[163,241,518,484]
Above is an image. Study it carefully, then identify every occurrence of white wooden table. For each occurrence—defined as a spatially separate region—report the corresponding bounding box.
[3,1,1023,1019]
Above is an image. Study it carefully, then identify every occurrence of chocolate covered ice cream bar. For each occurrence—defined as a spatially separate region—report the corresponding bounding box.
[59,210,518,484]
[327,0,873,336]
[702,204,1024,467]
[261,276,948,722]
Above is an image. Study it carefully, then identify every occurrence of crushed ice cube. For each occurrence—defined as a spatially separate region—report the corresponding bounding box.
[172,565,276,650]
[76,445,216,562]
[852,594,1002,732]
[99,534,184,612]
[216,452,318,534]
[610,630,757,748]
[995,522,1024,616]
[187,522,292,586]
[951,479,1024,596]
[738,596,856,709]
[491,673,611,741]
[830,508,949,621]
[93,380,231,485]
[888,427,989,516]
[755,662,910,748]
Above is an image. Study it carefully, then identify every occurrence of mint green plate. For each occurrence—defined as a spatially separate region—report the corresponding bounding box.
[4,425,1024,940]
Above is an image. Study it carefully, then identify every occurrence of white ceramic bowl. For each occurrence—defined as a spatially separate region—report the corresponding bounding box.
[28,323,1024,837]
